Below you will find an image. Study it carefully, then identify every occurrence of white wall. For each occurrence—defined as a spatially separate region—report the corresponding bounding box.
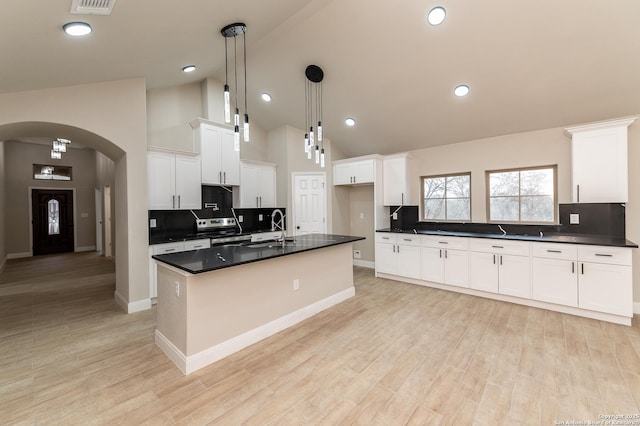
[0,79,149,311]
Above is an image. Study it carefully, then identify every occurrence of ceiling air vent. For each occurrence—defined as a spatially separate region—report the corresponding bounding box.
[70,0,117,15]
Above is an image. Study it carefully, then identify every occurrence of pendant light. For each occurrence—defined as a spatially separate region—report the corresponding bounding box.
[304,65,325,167]
[221,23,250,150]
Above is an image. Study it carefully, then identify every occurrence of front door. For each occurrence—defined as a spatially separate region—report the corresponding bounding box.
[292,173,327,235]
[32,189,74,255]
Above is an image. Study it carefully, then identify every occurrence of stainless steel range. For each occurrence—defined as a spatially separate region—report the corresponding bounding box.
[194,217,250,245]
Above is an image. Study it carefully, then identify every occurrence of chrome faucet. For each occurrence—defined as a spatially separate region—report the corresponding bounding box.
[271,209,286,247]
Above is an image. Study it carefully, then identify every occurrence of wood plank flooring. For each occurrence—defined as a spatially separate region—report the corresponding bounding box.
[2,252,640,424]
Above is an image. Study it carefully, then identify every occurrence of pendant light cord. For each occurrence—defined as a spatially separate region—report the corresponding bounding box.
[243,31,248,114]
[224,38,228,85]
[234,37,238,111]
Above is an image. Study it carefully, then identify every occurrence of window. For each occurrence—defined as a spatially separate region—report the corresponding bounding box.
[487,165,556,223]
[48,199,60,235]
[421,173,471,221]
[33,164,72,181]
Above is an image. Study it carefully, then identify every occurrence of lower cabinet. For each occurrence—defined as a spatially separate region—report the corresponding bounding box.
[375,233,421,279]
[468,239,531,298]
[531,243,578,306]
[149,239,210,299]
[421,236,469,287]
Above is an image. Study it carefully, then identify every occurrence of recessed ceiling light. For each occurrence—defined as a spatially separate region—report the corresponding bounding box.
[345,118,356,127]
[454,85,469,97]
[182,65,196,73]
[261,93,272,102]
[63,22,92,36]
[427,7,446,26]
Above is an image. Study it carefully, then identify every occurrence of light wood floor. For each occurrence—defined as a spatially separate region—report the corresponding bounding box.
[2,253,640,425]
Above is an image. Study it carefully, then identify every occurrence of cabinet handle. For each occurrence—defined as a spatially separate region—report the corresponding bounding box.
[595,253,613,257]
[438,241,449,245]
[500,255,502,265]
[547,249,562,253]
[403,238,412,242]
[223,172,226,184]
[260,196,262,207]
[397,245,400,253]
[382,237,390,240]
[439,249,442,258]
[577,184,580,203]
[165,248,176,252]
[445,250,448,259]
[392,245,396,253]
[256,197,259,208]
[581,263,584,275]
[491,245,504,249]
[172,195,175,209]
[401,193,404,205]
[193,245,203,249]
[219,171,222,183]
[572,262,575,274]
[493,254,496,264]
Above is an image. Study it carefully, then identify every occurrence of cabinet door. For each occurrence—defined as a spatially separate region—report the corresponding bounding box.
[532,257,577,306]
[174,155,202,209]
[444,249,469,288]
[375,243,397,275]
[334,163,353,185]
[579,262,632,316]
[421,247,445,283]
[571,126,628,203]
[240,163,260,207]
[353,160,374,184]
[220,128,240,185]
[498,254,530,298]
[383,156,411,205]
[469,251,499,293]
[257,165,276,208]
[147,151,176,210]
[397,244,421,279]
[200,125,223,185]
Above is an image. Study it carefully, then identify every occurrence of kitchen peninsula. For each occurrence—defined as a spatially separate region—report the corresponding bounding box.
[152,234,364,374]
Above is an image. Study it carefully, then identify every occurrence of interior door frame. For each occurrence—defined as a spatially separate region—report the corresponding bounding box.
[28,186,77,256]
[95,188,103,255]
[291,172,327,235]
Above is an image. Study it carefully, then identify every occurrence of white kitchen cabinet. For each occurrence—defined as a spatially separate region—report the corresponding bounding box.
[421,236,469,288]
[383,153,413,206]
[566,117,636,203]
[334,159,375,185]
[468,239,531,298]
[147,150,201,210]
[577,245,632,316]
[375,233,421,279]
[149,239,210,299]
[238,161,277,208]
[532,243,578,306]
[191,119,240,186]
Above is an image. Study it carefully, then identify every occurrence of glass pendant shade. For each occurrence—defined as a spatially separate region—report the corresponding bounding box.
[243,114,250,142]
[315,146,320,164]
[304,65,325,165]
[51,150,61,159]
[304,133,310,153]
[317,121,323,142]
[309,127,314,147]
[320,148,325,168]
[233,126,240,151]
[307,146,312,159]
[224,85,231,123]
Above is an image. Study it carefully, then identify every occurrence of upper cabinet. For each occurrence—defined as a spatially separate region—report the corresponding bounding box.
[147,150,201,210]
[383,153,414,206]
[334,159,375,185]
[238,160,277,208]
[566,117,637,203]
[191,118,240,186]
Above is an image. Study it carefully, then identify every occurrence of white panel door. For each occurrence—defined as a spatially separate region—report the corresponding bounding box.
[293,174,326,235]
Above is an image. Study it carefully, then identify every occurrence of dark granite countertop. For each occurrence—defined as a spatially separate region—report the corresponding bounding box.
[376,228,637,248]
[152,234,365,274]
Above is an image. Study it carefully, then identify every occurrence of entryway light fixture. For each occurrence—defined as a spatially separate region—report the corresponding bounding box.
[221,22,250,151]
[304,65,325,167]
[51,138,71,159]
[63,22,92,36]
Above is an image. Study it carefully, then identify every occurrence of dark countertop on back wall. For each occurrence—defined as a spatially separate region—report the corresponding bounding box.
[376,228,637,248]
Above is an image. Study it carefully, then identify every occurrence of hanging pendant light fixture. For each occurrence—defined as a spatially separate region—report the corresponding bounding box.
[304,65,325,167]
[221,22,250,150]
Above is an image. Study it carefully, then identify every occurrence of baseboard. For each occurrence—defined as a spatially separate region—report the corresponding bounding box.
[7,252,31,259]
[353,259,375,269]
[159,286,356,375]
[113,291,152,314]
[76,246,97,252]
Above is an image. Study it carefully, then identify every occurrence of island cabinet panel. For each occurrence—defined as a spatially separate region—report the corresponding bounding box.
[192,120,239,186]
[147,150,201,210]
[420,236,469,288]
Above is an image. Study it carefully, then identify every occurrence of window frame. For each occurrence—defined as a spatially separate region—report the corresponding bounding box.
[420,171,472,222]
[485,164,558,224]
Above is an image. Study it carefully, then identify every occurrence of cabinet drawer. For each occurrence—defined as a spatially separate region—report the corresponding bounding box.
[532,243,578,260]
[578,245,632,266]
[468,238,530,256]
[184,239,210,251]
[396,234,421,246]
[152,242,185,255]
[421,235,468,250]
[376,233,397,244]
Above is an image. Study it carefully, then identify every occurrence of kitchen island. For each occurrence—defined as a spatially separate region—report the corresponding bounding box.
[152,234,364,374]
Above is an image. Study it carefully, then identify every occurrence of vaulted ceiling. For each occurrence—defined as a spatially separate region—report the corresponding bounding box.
[2,0,639,156]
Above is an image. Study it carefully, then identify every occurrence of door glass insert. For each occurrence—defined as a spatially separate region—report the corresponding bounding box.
[48,199,60,235]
